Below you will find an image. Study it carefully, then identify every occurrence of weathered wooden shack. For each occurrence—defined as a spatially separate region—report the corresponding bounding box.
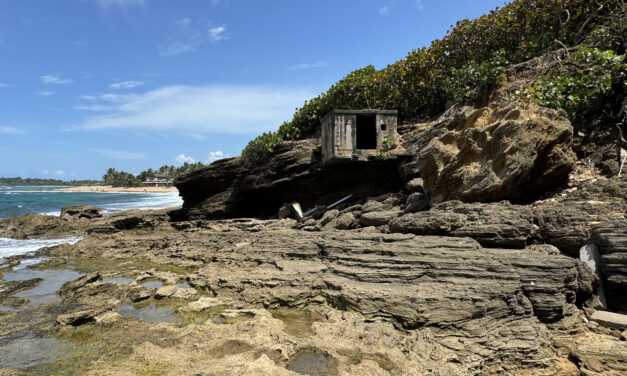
[320,109,398,165]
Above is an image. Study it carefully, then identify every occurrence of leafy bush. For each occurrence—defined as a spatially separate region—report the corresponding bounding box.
[519,48,625,122]
[242,131,283,160]
[382,136,397,152]
[443,50,509,104]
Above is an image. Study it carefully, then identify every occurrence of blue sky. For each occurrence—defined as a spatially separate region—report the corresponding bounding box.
[0,0,506,180]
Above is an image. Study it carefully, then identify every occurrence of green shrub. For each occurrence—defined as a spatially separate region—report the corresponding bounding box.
[382,136,397,152]
[242,131,284,161]
[519,48,625,122]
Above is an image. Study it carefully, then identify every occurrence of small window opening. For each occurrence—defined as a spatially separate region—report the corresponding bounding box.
[356,114,377,149]
[380,123,387,131]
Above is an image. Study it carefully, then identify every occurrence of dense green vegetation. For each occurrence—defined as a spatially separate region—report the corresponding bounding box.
[102,162,206,187]
[0,177,102,186]
[520,47,625,127]
[243,0,625,159]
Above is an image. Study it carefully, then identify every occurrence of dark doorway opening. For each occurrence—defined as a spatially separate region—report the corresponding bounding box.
[356,114,377,149]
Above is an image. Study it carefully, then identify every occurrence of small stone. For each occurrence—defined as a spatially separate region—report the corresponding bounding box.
[95,311,122,325]
[405,192,429,213]
[155,285,198,299]
[57,307,110,326]
[406,178,424,193]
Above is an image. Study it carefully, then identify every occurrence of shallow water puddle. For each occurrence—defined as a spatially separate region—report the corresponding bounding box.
[4,268,82,306]
[271,308,323,337]
[288,352,329,376]
[141,281,163,289]
[177,282,190,289]
[102,277,135,284]
[117,303,182,323]
[0,337,73,369]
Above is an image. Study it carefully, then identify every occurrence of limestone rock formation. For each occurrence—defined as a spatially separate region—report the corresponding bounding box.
[402,103,576,203]
[60,205,102,220]
[389,200,535,248]
[535,177,627,255]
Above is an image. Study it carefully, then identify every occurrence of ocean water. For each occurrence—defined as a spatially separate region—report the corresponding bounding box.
[0,186,182,261]
[0,186,182,219]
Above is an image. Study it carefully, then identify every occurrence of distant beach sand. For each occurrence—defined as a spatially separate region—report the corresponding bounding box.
[58,186,178,193]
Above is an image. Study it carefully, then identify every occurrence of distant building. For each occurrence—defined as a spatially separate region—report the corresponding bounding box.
[143,173,172,187]
[320,109,398,165]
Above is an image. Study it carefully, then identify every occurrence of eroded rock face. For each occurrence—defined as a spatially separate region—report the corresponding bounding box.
[535,177,627,256]
[591,220,627,313]
[389,200,535,248]
[402,103,576,204]
[172,140,407,220]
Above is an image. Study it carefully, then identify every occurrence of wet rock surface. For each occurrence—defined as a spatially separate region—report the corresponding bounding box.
[0,207,625,375]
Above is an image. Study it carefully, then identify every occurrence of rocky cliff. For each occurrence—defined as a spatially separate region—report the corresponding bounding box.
[174,102,578,221]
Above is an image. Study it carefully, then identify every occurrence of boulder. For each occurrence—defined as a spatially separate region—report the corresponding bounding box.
[324,213,358,230]
[358,210,401,227]
[404,192,429,212]
[318,209,339,227]
[60,205,102,220]
[405,177,424,193]
[401,103,575,203]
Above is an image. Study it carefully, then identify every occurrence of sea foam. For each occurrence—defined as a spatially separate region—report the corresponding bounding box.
[0,237,82,260]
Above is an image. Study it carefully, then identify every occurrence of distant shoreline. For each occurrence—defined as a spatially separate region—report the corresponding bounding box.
[57,185,178,193]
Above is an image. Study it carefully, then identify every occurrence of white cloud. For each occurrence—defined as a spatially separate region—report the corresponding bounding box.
[187,133,206,141]
[41,75,73,85]
[160,42,194,56]
[208,26,227,42]
[110,80,144,89]
[379,6,391,16]
[94,149,146,160]
[0,83,10,88]
[207,150,228,163]
[175,154,195,164]
[288,61,327,70]
[0,126,26,135]
[159,18,205,56]
[41,169,50,175]
[75,85,314,134]
[54,170,65,176]
[416,0,425,11]
[36,91,55,96]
